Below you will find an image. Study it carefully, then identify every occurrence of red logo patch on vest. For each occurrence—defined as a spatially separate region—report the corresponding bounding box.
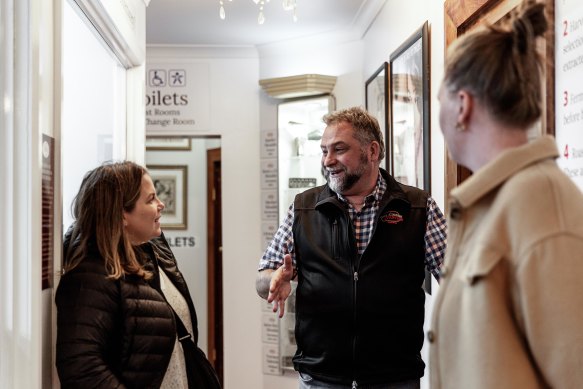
[381,210,404,224]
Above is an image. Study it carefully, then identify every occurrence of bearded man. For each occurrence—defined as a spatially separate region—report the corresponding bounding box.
[256,106,447,389]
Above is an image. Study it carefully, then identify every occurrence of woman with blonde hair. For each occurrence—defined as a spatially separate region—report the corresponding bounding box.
[431,1,583,387]
[56,161,219,388]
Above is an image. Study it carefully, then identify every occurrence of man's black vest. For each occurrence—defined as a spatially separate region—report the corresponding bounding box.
[292,170,428,385]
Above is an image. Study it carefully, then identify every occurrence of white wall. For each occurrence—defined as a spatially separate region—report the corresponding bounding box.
[147,46,264,389]
[259,38,365,109]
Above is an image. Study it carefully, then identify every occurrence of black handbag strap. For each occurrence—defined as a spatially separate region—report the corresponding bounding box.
[169,305,194,344]
[168,304,222,389]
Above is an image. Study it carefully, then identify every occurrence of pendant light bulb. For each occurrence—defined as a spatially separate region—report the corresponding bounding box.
[218,0,298,23]
[219,0,226,20]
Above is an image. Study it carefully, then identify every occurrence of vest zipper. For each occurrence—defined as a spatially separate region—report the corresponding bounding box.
[352,268,358,384]
[344,211,359,384]
[332,218,338,260]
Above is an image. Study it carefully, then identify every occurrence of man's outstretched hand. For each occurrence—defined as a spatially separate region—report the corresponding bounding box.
[267,254,294,318]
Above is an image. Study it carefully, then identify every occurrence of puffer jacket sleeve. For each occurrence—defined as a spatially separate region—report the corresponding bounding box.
[55,257,126,389]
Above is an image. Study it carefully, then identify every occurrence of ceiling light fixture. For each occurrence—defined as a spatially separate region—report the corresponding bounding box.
[219,0,298,25]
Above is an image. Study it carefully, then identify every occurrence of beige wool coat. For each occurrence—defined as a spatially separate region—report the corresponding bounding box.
[430,136,583,389]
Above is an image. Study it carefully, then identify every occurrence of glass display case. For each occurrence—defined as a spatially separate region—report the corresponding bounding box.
[277,95,335,220]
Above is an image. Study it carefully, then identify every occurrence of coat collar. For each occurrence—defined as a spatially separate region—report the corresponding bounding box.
[450,135,559,209]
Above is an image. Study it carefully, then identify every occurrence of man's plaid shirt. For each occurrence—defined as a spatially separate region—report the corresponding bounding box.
[259,172,447,280]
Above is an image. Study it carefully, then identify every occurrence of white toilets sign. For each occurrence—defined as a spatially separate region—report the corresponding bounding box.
[146,63,211,135]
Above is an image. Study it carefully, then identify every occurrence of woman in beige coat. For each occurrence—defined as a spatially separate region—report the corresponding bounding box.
[430,1,583,388]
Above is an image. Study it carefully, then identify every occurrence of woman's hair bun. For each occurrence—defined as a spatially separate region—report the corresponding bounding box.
[512,1,547,39]
[509,1,547,53]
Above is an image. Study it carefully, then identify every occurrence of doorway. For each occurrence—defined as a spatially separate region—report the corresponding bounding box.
[207,148,223,384]
[145,136,223,383]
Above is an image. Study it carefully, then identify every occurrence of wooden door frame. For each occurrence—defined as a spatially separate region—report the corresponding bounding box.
[206,147,223,384]
[444,0,555,198]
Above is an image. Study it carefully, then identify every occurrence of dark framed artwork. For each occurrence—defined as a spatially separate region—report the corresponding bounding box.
[147,165,188,230]
[365,62,390,172]
[389,21,432,293]
[389,21,430,192]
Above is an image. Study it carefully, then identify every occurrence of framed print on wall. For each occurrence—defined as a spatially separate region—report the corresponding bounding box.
[389,21,430,192]
[147,165,188,230]
[365,62,390,172]
[145,137,192,151]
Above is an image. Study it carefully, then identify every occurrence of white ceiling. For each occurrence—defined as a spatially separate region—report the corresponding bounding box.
[146,0,386,47]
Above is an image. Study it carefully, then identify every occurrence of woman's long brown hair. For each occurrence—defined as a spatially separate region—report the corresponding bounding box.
[64,161,151,279]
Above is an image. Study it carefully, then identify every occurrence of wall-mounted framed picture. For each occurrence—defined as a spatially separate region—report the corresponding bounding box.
[389,21,432,294]
[147,165,188,230]
[145,137,192,151]
[365,62,390,172]
[389,21,430,192]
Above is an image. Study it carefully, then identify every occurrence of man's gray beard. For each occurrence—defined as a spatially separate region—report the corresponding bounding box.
[323,150,369,194]
[327,170,361,193]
